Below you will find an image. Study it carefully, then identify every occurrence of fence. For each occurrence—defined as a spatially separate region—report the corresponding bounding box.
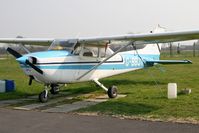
[161,42,199,57]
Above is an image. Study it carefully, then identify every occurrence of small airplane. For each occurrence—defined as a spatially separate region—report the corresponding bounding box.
[0,25,198,102]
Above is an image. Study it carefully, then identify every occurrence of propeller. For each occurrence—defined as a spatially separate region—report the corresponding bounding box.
[6,47,22,58]
[25,59,43,75]
[6,47,43,86]
[6,47,43,74]
[24,58,44,85]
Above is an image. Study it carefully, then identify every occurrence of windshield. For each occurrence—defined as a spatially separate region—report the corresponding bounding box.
[48,39,77,52]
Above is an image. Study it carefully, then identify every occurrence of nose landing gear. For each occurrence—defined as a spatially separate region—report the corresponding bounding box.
[39,84,60,103]
[39,90,48,103]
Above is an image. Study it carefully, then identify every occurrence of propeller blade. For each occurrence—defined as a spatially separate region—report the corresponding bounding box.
[28,76,34,86]
[25,60,43,74]
[6,47,22,58]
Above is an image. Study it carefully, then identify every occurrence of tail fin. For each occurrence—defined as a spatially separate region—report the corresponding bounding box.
[139,25,166,55]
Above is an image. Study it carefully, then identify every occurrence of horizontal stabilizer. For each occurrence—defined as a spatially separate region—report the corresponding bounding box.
[146,60,192,65]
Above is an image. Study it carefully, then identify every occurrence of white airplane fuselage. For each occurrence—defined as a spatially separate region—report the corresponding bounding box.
[16,45,160,84]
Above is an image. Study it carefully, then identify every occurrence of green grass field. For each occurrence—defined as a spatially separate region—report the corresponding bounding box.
[1,53,199,122]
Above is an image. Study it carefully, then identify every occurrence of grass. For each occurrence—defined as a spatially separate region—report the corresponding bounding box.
[79,53,199,122]
[1,53,199,122]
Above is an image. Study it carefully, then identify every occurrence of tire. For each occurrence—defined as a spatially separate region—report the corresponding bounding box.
[107,86,118,98]
[39,90,48,103]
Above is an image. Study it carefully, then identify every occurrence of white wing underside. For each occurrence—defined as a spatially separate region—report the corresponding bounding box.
[79,30,199,44]
[0,38,54,46]
[0,29,199,46]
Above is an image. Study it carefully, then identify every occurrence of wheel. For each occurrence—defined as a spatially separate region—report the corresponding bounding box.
[39,90,48,103]
[50,84,59,95]
[107,86,118,98]
[50,87,59,95]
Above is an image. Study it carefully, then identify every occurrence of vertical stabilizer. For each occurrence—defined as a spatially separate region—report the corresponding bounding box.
[138,25,166,55]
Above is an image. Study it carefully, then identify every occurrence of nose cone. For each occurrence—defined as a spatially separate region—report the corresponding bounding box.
[16,56,28,64]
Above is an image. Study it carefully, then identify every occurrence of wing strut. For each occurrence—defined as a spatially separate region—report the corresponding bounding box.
[76,41,134,80]
[132,43,146,65]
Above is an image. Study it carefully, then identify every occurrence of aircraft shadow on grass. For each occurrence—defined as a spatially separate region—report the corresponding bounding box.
[85,101,159,115]
[60,79,166,98]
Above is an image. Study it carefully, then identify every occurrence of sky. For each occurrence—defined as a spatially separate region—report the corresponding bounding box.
[0,0,199,39]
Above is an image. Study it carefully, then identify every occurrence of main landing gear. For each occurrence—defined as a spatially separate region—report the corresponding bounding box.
[93,79,118,98]
[38,79,117,103]
[39,84,60,103]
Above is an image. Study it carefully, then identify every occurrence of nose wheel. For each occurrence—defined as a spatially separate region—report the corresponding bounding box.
[39,90,48,103]
[39,84,61,103]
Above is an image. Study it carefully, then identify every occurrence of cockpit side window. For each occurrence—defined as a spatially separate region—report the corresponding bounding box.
[48,39,77,52]
[79,45,113,58]
[82,48,94,57]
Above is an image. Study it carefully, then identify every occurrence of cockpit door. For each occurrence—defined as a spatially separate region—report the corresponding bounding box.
[74,44,115,80]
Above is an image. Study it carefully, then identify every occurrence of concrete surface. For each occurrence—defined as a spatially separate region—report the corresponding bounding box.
[13,96,73,111]
[43,101,97,113]
[0,108,198,133]
[0,99,24,107]
[12,94,126,112]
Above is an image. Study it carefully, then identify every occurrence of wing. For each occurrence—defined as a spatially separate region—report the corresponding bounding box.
[1,29,199,46]
[0,38,54,46]
[146,60,192,66]
[79,30,199,45]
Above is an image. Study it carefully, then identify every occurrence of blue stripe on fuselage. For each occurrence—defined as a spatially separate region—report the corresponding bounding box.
[20,54,160,70]
[21,64,143,70]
